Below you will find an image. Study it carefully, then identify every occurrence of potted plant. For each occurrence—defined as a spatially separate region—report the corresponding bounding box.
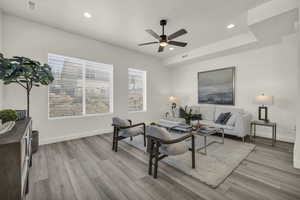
[0,109,18,134]
[0,53,54,117]
[0,109,17,123]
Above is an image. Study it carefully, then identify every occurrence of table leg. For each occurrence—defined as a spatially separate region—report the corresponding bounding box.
[253,124,256,143]
[250,124,252,143]
[275,124,277,143]
[272,125,275,146]
[221,128,224,144]
[204,136,207,155]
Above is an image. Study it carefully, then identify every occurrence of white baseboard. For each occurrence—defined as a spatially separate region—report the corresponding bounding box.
[254,131,295,143]
[39,128,112,145]
[294,159,300,169]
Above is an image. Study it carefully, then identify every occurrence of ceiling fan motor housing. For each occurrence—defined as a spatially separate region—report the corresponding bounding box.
[160,19,167,26]
[160,35,167,42]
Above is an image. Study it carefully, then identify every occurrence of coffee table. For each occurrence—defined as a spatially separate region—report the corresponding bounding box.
[193,126,224,155]
[156,119,193,133]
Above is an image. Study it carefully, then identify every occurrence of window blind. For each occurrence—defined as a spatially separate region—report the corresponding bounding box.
[48,54,113,118]
[128,68,146,112]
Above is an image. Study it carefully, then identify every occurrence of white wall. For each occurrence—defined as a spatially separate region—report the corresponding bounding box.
[293,4,300,169]
[2,14,169,144]
[170,34,298,143]
[0,9,3,110]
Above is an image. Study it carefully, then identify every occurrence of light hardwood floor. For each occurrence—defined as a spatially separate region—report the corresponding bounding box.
[27,134,300,200]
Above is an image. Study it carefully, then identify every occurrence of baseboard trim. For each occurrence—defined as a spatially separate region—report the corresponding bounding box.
[254,131,295,143]
[39,128,112,145]
[294,159,300,169]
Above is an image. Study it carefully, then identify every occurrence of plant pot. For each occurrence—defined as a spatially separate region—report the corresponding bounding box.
[0,121,16,135]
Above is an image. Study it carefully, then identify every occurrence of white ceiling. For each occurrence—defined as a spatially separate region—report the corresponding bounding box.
[0,0,269,58]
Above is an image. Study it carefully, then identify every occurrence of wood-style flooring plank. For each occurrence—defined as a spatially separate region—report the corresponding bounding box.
[27,134,300,200]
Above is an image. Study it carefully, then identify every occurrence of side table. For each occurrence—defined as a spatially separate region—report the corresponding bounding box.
[193,127,224,155]
[250,120,277,146]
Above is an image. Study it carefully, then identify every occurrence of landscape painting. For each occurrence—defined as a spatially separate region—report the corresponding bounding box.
[198,67,235,105]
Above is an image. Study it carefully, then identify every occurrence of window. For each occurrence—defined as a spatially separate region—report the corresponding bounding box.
[128,68,146,112]
[48,54,113,118]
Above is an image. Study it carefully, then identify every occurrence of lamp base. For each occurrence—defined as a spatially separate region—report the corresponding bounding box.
[258,106,269,122]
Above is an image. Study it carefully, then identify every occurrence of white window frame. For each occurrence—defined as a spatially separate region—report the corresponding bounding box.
[128,68,147,113]
[48,53,114,119]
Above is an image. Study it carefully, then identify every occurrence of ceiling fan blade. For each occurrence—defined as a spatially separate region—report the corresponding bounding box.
[158,46,164,52]
[168,41,187,47]
[138,42,159,46]
[145,29,161,40]
[168,29,187,40]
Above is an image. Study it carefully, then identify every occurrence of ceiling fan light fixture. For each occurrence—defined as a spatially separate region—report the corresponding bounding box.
[139,19,188,52]
[159,41,168,47]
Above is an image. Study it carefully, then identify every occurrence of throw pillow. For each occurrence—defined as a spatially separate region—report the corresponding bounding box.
[216,112,231,124]
[222,112,232,124]
[215,113,226,124]
[226,113,237,126]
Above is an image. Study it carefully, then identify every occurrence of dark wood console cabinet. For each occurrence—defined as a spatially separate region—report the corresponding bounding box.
[0,118,32,200]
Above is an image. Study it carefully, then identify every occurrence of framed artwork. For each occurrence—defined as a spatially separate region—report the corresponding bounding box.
[198,67,235,105]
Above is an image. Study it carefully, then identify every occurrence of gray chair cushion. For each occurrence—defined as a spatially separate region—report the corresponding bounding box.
[112,117,130,127]
[147,125,189,156]
[159,142,189,156]
[119,127,144,137]
[146,126,172,141]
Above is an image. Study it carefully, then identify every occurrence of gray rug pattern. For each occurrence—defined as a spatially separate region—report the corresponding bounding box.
[123,133,255,188]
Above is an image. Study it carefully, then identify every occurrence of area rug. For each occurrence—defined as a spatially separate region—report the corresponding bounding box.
[123,133,255,188]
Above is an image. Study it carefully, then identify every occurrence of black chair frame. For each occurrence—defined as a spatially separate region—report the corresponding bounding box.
[147,133,195,178]
[112,120,146,152]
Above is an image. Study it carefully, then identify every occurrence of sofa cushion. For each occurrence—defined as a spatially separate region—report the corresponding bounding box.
[190,106,201,114]
[213,123,234,130]
[199,106,215,121]
[195,120,216,127]
[226,113,238,126]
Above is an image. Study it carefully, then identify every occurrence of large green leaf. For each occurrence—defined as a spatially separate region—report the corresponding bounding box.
[0,53,54,89]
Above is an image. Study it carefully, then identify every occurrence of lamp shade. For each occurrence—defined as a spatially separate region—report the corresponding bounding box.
[169,96,176,103]
[255,95,273,105]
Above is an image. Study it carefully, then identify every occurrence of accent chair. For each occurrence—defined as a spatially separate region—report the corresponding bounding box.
[112,117,146,152]
[147,125,195,178]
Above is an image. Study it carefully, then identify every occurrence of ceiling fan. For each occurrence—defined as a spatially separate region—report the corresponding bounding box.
[138,19,188,52]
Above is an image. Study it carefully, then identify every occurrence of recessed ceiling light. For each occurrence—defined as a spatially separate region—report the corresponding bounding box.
[169,47,174,51]
[227,24,235,29]
[84,12,92,18]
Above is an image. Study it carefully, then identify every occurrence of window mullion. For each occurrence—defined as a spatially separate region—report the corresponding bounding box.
[82,61,86,116]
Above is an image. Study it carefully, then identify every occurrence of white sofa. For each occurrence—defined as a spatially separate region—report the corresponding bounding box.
[165,105,251,141]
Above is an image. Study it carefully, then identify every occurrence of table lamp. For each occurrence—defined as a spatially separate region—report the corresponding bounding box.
[255,94,273,122]
[169,96,177,117]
